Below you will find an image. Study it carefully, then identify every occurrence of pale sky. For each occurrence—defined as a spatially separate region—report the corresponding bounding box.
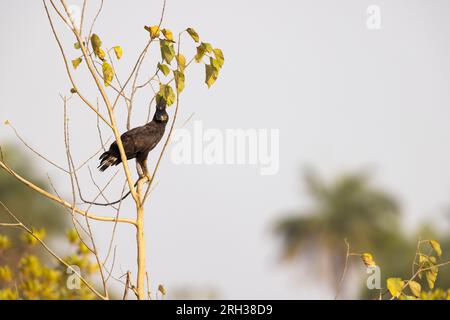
[0,0,449,299]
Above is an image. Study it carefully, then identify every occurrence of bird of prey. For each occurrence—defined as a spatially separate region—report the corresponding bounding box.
[98,99,168,180]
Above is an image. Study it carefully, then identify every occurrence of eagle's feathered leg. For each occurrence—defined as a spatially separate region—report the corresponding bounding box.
[136,157,152,182]
[136,160,144,178]
[142,162,151,181]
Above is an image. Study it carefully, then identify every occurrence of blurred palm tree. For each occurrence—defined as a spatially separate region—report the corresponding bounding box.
[275,169,414,297]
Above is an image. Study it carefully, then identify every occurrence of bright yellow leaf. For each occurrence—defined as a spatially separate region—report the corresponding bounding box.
[361,253,376,267]
[145,25,160,39]
[71,57,82,69]
[113,46,123,60]
[430,240,442,257]
[162,28,174,41]
[102,61,114,87]
[387,277,404,298]
[409,280,421,297]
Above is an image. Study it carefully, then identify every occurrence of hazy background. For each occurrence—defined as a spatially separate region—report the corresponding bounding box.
[0,0,449,299]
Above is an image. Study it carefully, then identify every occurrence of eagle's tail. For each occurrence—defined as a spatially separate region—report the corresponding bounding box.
[98,151,121,172]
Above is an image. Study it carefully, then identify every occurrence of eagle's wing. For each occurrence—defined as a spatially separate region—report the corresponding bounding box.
[98,121,166,172]
[136,121,166,155]
[98,125,145,171]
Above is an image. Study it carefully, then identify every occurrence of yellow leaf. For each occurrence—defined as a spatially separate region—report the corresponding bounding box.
[66,229,78,244]
[90,34,102,57]
[210,57,222,71]
[408,280,421,297]
[426,268,438,289]
[195,43,213,63]
[176,53,186,71]
[213,48,224,67]
[162,28,174,41]
[186,27,200,42]
[361,253,376,267]
[97,48,106,61]
[71,57,82,69]
[0,234,11,249]
[430,240,442,257]
[113,46,123,60]
[78,242,91,255]
[160,39,175,64]
[0,266,12,282]
[102,61,114,87]
[174,70,185,94]
[387,277,404,298]
[158,284,166,295]
[195,46,206,63]
[145,25,160,39]
[157,84,175,106]
[158,63,170,76]
[205,64,218,88]
[3,120,10,126]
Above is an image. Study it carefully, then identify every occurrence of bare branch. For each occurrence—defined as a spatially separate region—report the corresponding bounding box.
[43,0,113,129]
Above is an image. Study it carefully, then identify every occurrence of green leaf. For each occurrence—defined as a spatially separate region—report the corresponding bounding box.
[174,70,185,94]
[113,46,123,60]
[387,277,404,298]
[176,53,186,71]
[160,39,175,64]
[158,63,171,76]
[430,240,442,257]
[145,25,160,39]
[102,61,114,87]
[162,28,174,42]
[205,64,218,88]
[74,41,81,49]
[408,280,421,298]
[213,48,224,67]
[186,27,200,42]
[90,34,102,57]
[71,57,82,69]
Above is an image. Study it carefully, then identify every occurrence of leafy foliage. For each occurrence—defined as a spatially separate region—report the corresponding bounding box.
[275,169,450,298]
[0,230,101,300]
[354,239,449,300]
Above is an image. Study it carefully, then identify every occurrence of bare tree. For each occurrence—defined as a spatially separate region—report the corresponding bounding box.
[0,0,224,300]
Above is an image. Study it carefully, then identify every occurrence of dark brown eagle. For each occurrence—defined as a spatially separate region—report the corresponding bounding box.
[98,99,168,179]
